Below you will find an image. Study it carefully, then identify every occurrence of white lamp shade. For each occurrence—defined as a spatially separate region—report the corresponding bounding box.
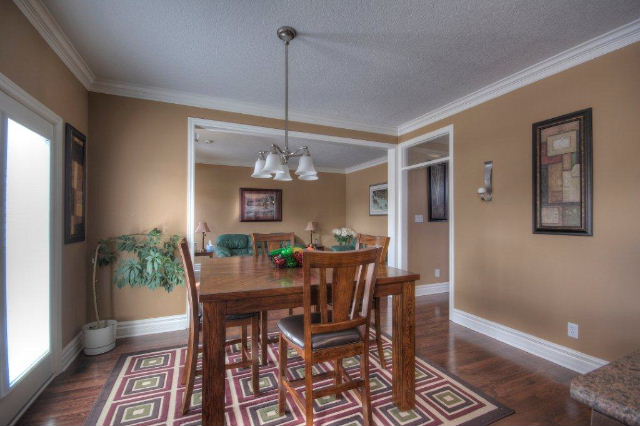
[195,221,211,233]
[274,167,293,181]
[295,154,317,176]
[251,158,271,178]
[298,173,318,181]
[261,152,281,174]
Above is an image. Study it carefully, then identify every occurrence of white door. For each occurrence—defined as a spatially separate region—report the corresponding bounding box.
[0,90,56,425]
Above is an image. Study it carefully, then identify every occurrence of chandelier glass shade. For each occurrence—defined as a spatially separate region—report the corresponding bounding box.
[251,26,318,181]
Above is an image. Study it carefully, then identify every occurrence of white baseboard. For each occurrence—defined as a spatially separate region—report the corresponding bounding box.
[59,332,82,372]
[451,309,608,374]
[116,314,188,339]
[415,282,449,296]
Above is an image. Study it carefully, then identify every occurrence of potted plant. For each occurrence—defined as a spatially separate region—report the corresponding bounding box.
[331,227,357,251]
[83,228,185,355]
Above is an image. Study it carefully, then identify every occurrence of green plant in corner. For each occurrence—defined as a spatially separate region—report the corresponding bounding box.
[90,228,185,329]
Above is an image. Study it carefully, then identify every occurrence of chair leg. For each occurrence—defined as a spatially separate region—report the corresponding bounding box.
[334,358,343,399]
[278,334,288,415]
[261,311,269,366]
[288,308,294,315]
[305,361,314,426]
[182,331,199,415]
[374,297,387,369]
[241,324,248,363]
[251,316,260,395]
[360,342,373,426]
[181,328,193,386]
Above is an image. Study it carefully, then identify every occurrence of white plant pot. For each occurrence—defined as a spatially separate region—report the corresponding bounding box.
[82,320,117,355]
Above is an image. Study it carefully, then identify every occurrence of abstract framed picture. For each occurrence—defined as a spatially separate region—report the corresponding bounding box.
[532,108,592,235]
[64,123,86,243]
[428,162,448,222]
[240,188,282,222]
[369,183,388,216]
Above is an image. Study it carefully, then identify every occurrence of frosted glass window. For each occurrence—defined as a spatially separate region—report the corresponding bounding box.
[406,135,449,167]
[5,118,50,385]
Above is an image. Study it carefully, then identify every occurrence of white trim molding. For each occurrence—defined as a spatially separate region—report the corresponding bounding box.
[13,0,95,89]
[452,309,608,374]
[398,18,640,135]
[116,314,188,339]
[59,333,82,373]
[415,282,449,297]
[344,156,387,174]
[196,159,345,175]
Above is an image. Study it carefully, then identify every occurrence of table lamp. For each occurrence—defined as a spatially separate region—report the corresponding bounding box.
[305,221,317,246]
[195,221,211,253]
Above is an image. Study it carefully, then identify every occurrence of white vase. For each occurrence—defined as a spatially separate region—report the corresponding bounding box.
[82,319,118,355]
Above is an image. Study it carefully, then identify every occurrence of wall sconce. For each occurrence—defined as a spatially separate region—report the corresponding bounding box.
[477,161,493,201]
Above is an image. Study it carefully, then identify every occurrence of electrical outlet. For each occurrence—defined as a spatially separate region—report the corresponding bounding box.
[567,322,579,339]
[435,268,441,278]
[415,214,424,223]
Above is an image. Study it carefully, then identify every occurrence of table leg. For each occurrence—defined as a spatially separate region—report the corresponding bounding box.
[392,282,415,410]
[202,301,226,426]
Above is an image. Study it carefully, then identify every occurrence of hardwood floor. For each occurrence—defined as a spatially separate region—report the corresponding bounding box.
[16,293,591,425]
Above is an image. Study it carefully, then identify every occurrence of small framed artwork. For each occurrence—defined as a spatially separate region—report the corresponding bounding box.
[369,183,388,216]
[64,123,86,243]
[428,162,448,222]
[532,108,593,235]
[240,188,282,222]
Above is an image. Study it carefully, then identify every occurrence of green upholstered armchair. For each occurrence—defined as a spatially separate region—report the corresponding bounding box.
[214,234,253,257]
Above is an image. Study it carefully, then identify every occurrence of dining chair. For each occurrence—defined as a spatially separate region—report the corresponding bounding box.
[178,239,261,415]
[277,247,382,426]
[252,232,296,365]
[356,233,390,369]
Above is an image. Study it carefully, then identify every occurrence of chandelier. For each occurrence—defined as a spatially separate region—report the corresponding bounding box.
[251,26,318,181]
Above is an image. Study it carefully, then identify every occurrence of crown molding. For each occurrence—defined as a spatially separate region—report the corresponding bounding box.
[398,18,640,136]
[344,156,387,174]
[13,0,95,89]
[91,79,398,136]
[196,158,345,174]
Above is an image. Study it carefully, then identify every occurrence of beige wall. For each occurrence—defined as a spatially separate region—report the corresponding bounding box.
[345,163,388,237]
[0,1,88,346]
[407,167,449,285]
[195,163,345,247]
[88,92,392,321]
[400,42,640,360]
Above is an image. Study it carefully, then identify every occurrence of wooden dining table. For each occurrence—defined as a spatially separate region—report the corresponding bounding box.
[197,255,420,426]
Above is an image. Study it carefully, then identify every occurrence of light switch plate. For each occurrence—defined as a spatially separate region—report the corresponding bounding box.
[568,322,579,339]
[415,214,424,223]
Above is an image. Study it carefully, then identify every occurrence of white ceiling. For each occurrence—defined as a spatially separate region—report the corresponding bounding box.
[194,128,387,172]
[41,0,640,130]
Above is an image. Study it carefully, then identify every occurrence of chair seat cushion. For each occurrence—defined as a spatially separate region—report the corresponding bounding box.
[226,312,256,321]
[277,313,361,350]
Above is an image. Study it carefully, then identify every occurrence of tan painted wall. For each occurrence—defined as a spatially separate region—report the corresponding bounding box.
[407,167,449,285]
[345,164,388,237]
[400,42,640,360]
[195,163,345,247]
[88,92,392,321]
[0,1,89,346]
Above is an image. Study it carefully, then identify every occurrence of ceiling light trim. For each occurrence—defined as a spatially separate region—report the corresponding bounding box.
[398,18,640,136]
[13,0,95,89]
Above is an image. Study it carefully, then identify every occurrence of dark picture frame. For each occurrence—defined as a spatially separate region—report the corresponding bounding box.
[428,162,448,222]
[369,182,388,216]
[240,188,282,222]
[532,108,593,236]
[64,123,86,243]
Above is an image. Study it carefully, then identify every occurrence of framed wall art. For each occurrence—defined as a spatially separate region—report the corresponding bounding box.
[532,108,593,235]
[240,188,282,222]
[369,182,388,216]
[428,162,448,222]
[64,123,86,243]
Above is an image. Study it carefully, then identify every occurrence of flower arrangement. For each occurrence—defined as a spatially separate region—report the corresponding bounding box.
[270,246,304,268]
[332,227,357,246]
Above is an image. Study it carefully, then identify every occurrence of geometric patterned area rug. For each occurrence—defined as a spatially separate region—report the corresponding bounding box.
[86,332,513,426]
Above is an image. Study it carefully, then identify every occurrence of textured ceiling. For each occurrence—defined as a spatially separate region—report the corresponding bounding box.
[43,0,640,128]
[194,128,387,171]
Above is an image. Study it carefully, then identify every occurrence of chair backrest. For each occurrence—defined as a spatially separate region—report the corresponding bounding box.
[302,248,381,349]
[252,232,295,256]
[356,233,390,264]
[178,239,199,331]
